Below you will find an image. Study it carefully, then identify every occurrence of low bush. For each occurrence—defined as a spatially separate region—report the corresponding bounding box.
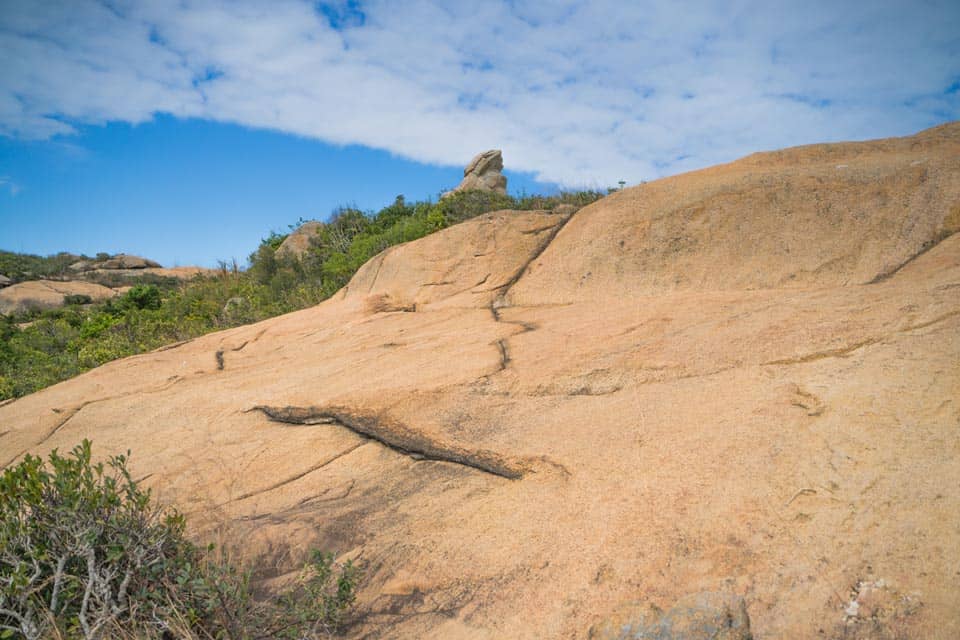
[119,285,162,311]
[63,294,93,306]
[0,441,361,639]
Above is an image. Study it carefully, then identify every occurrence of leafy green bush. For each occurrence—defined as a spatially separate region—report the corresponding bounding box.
[0,441,361,639]
[120,284,162,311]
[429,189,517,225]
[0,440,198,638]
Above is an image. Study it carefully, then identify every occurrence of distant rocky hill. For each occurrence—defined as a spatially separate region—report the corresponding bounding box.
[0,251,215,315]
[2,123,958,638]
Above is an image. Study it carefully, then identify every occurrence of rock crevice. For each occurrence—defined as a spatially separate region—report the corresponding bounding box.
[248,405,525,479]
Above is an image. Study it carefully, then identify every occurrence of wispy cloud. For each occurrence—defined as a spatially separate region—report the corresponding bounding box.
[0,176,21,196]
[1,0,958,186]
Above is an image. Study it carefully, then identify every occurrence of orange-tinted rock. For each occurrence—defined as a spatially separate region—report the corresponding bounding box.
[2,123,959,639]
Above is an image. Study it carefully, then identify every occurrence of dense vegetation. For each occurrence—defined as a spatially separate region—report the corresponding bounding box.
[0,440,360,639]
[0,189,603,400]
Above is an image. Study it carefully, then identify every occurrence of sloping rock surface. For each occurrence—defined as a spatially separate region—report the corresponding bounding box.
[0,280,116,315]
[2,123,959,639]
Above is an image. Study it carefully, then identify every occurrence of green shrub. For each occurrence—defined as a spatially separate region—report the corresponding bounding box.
[430,190,517,225]
[0,441,199,638]
[120,284,162,311]
[0,441,362,639]
[62,294,93,306]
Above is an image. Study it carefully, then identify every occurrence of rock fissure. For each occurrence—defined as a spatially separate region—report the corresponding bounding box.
[248,405,524,479]
[478,211,579,379]
[900,309,960,333]
[236,481,358,523]
[495,339,511,371]
[868,230,957,284]
[222,441,369,505]
[493,212,575,307]
[2,376,187,469]
[762,338,880,366]
[214,331,267,371]
[151,339,193,353]
[1,402,87,468]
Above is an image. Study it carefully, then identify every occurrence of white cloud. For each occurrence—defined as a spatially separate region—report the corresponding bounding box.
[1,0,958,186]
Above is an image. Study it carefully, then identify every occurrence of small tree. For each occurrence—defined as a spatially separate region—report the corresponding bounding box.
[120,284,162,311]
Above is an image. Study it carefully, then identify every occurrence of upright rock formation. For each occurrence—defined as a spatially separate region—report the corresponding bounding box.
[442,149,507,197]
[276,221,323,259]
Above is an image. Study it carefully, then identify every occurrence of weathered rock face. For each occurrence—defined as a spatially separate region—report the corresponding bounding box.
[66,254,213,281]
[2,123,959,639]
[276,220,323,259]
[68,260,93,272]
[0,280,116,315]
[0,274,11,288]
[442,149,508,197]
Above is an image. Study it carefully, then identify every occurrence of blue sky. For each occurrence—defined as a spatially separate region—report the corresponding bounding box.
[0,116,549,266]
[1,0,959,267]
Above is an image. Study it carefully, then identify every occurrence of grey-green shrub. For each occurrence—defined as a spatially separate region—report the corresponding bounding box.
[0,441,361,639]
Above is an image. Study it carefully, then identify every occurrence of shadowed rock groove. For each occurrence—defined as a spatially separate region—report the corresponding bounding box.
[493,212,575,303]
[868,230,957,284]
[248,405,524,480]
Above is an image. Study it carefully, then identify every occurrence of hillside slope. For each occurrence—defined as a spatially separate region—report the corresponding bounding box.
[2,123,959,639]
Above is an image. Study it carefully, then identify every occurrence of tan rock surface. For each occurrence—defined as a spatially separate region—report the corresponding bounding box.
[443,149,509,197]
[0,279,116,315]
[2,123,959,639]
